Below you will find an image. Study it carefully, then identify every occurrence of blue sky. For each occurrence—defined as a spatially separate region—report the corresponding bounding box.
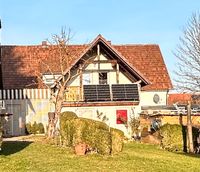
[0,0,200,82]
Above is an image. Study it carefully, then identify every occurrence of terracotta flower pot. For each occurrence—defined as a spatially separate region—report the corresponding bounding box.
[75,143,86,155]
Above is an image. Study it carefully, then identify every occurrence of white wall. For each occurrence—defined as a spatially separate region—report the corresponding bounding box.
[62,105,141,137]
[69,53,132,86]
[140,90,168,106]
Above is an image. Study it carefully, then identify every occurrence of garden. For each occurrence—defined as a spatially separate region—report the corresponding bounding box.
[0,111,200,172]
[0,137,200,172]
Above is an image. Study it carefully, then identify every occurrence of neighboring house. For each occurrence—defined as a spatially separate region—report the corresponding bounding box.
[141,93,200,129]
[0,35,172,136]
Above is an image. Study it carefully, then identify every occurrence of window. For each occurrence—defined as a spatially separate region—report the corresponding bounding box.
[99,72,107,84]
[116,110,127,124]
[83,73,91,85]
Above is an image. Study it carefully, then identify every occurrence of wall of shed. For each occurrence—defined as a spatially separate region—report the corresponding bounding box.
[0,89,51,136]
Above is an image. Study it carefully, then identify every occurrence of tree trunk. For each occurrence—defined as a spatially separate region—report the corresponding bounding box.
[47,86,65,138]
[187,101,194,153]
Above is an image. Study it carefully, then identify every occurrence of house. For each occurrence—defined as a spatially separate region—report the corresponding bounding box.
[0,35,172,136]
[140,93,200,129]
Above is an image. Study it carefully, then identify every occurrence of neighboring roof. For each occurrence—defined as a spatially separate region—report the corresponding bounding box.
[168,93,192,105]
[1,45,87,89]
[0,35,172,90]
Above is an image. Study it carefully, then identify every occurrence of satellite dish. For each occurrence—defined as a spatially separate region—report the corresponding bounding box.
[153,94,160,104]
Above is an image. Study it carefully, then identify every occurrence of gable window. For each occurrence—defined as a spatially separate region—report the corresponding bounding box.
[99,72,107,84]
[83,73,91,85]
[116,110,127,124]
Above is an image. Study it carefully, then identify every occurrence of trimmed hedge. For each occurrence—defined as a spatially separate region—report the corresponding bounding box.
[60,112,78,147]
[60,111,124,155]
[26,122,45,134]
[160,124,184,152]
[159,124,199,152]
[110,128,124,154]
[0,120,2,150]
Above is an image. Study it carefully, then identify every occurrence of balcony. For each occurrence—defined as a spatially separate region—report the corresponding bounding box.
[64,86,82,102]
[64,84,139,103]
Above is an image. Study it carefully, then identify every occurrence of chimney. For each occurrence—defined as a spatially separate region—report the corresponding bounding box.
[42,41,47,46]
[42,41,48,48]
[107,41,111,45]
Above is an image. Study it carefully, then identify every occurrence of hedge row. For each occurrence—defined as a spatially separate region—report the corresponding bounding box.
[26,122,45,134]
[60,111,124,155]
[159,124,199,152]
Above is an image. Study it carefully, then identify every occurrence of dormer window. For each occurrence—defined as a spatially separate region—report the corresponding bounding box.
[99,72,107,85]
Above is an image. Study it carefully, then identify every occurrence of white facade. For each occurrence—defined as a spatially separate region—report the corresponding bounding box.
[140,90,168,106]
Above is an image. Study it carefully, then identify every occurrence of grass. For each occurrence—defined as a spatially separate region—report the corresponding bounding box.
[0,137,200,172]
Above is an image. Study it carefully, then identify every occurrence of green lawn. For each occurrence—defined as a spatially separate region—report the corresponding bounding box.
[0,138,199,172]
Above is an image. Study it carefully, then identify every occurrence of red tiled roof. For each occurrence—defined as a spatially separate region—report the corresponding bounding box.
[1,36,172,90]
[113,45,172,91]
[168,94,192,105]
[1,45,88,89]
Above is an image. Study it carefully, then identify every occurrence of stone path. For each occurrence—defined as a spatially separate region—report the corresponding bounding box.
[3,134,45,142]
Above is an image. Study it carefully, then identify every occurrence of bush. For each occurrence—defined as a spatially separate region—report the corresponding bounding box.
[60,112,123,155]
[160,124,200,152]
[60,112,78,146]
[25,123,32,134]
[25,122,45,134]
[60,111,78,122]
[38,123,45,134]
[110,128,124,154]
[160,124,184,152]
[0,120,2,150]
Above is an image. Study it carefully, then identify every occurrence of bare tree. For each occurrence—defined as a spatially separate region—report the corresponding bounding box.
[174,12,200,92]
[36,28,83,138]
[173,13,200,153]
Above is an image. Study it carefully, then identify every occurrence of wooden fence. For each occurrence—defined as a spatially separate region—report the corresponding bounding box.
[0,89,51,100]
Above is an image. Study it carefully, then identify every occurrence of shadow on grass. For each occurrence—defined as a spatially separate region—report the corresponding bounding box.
[0,141,32,156]
[175,151,200,159]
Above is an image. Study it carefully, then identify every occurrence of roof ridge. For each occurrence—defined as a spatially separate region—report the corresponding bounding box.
[113,44,159,46]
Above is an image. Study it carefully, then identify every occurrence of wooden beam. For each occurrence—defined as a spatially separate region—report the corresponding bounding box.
[97,44,100,71]
[83,69,115,73]
[84,60,117,64]
[116,63,119,84]
[79,64,83,101]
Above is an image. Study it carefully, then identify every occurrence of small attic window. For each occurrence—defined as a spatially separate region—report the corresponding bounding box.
[99,72,107,85]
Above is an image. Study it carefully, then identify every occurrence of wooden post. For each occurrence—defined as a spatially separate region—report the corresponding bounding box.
[79,64,83,101]
[116,63,119,84]
[97,44,100,71]
[187,100,194,153]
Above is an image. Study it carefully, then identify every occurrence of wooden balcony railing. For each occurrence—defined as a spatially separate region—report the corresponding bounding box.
[64,86,83,102]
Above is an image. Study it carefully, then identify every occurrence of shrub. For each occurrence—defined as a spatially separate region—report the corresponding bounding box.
[72,118,112,155]
[160,124,200,152]
[160,124,184,152]
[25,123,32,134]
[0,120,2,150]
[95,129,112,155]
[110,128,124,154]
[60,111,78,122]
[38,123,45,134]
[60,112,123,155]
[32,121,38,134]
[60,112,78,146]
[25,122,45,134]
